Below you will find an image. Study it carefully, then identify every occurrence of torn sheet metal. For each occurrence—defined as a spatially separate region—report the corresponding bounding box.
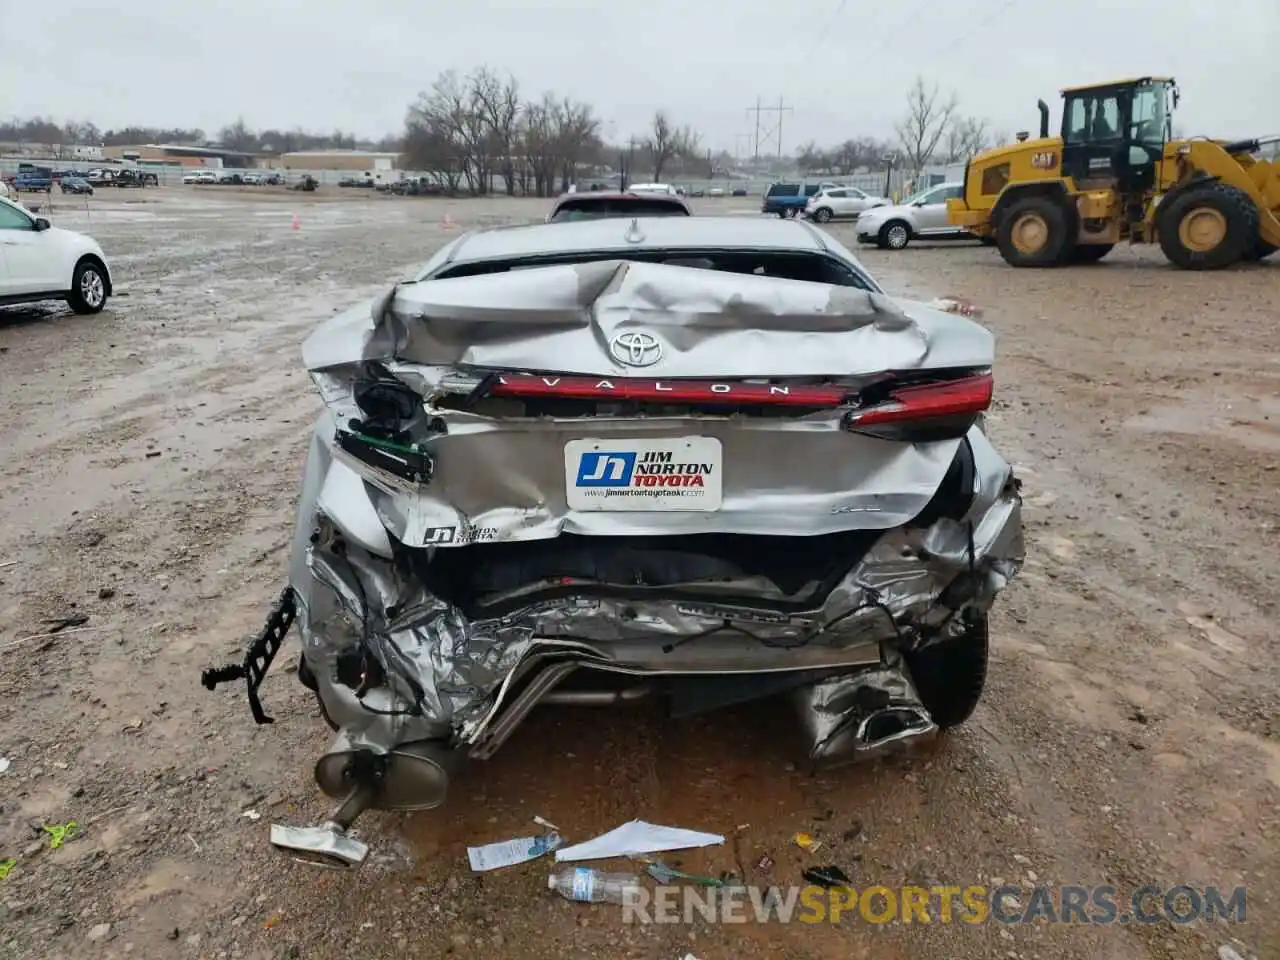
[285,258,1023,761]
[303,259,994,380]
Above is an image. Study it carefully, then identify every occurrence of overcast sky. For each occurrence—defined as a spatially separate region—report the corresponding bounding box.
[3,0,1277,150]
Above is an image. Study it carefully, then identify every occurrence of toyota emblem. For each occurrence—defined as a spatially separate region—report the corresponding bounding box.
[609,331,663,368]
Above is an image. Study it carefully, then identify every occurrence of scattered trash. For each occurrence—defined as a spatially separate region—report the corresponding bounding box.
[755,854,774,872]
[803,865,853,888]
[928,296,983,318]
[533,815,561,832]
[793,832,823,853]
[242,810,262,822]
[468,832,562,872]
[1217,946,1248,960]
[43,822,77,849]
[290,213,301,231]
[555,820,724,862]
[0,758,10,775]
[641,859,724,887]
[0,560,17,569]
[548,866,643,904]
[145,450,163,459]
[187,833,201,853]
[263,913,282,929]
[0,858,16,880]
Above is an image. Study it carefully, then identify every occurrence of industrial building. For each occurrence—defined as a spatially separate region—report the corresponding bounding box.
[101,144,258,168]
[276,150,401,172]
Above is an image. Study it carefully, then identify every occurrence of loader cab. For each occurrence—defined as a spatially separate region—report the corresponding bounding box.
[1059,77,1175,194]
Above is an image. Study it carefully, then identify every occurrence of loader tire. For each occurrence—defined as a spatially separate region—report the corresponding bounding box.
[1156,182,1256,269]
[1067,243,1114,264]
[996,196,1072,266]
[904,614,989,729]
[1245,240,1278,261]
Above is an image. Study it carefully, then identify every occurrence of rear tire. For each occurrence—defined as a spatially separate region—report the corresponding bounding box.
[813,207,833,223]
[878,220,912,250]
[1067,243,1114,264]
[904,615,989,729]
[996,196,1072,266]
[1156,182,1256,270]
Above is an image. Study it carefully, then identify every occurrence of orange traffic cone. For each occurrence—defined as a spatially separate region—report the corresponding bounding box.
[291,212,301,231]
[442,212,458,230]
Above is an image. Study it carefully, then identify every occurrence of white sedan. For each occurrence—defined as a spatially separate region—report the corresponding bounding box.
[0,196,113,313]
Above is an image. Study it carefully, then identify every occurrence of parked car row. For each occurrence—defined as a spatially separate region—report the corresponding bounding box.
[181,171,284,186]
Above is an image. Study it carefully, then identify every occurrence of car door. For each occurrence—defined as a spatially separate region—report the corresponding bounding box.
[0,201,61,295]
[843,188,870,215]
[914,185,963,235]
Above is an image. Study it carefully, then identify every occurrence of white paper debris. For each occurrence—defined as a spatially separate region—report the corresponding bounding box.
[0,758,10,775]
[242,810,261,822]
[554,820,724,862]
[468,833,562,872]
[533,815,560,832]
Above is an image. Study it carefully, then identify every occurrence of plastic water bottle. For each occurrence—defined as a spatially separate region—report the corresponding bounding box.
[547,867,642,904]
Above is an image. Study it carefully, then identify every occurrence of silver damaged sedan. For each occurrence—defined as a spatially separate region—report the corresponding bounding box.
[203,216,1024,868]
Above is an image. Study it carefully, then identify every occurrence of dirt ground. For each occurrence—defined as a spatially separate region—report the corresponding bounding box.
[0,187,1276,960]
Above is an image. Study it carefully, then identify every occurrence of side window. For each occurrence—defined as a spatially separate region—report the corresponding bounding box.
[1065,94,1122,143]
[826,189,845,198]
[938,185,963,202]
[0,203,33,231]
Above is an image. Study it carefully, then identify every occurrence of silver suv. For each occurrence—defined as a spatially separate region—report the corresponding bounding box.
[855,182,969,249]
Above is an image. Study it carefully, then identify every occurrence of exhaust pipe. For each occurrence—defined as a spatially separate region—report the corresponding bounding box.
[794,661,938,762]
[270,735,457,869]
[1037,99,1050,139]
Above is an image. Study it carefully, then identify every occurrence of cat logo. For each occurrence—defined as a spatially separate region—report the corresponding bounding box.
[1031,152,1058,169]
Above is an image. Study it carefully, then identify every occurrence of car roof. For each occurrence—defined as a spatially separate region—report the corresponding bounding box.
[444,215,833,265]
[552,191,682,204]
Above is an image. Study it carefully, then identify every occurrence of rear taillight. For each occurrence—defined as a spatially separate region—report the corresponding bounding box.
[843,371,992,441]
[487,373,849,408]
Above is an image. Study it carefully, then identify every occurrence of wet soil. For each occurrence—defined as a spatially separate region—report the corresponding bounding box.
[0,189,1275,960]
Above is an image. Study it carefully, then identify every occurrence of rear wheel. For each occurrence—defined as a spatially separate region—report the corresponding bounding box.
[1156,183,1256,269]
[878,220,912,250]
[812,207,833,223]
[1067,243,1114,264]
[996,196,1072,266]
[904,615,989,729]
[783,207,798,219]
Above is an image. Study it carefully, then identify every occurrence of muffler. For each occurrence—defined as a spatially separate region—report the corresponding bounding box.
[270,735,457,870]
[795,660,938,762]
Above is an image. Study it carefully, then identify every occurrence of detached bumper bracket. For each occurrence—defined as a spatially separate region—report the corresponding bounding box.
[200,585,298,725]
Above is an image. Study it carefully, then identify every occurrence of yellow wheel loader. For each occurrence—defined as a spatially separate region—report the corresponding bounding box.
[947,77,1280,269]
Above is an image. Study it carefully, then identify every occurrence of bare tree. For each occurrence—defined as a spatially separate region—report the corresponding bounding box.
[990,130,1012,148]
[218,117,258,152]
[471,68,522,195]
[895,77,958,175]
[552,97,600,192]
[944,116,991,163]
[648,111,678,182]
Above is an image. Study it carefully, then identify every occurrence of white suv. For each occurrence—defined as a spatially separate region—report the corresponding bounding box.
[0,196,113,313]
[804,186,889,223]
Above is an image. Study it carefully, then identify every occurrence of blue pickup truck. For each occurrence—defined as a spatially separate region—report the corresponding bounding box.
[14,172,54,192]
[761,181,837,218]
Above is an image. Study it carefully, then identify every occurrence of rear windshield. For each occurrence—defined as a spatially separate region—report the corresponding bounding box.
[550,198,688,222]
[434,249,875,290]
[766,183,800,197]
[803,185,822,197]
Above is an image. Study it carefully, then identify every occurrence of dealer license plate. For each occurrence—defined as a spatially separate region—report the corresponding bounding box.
[564,437,723,512]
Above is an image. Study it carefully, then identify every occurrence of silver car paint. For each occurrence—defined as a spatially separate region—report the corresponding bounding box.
[855,183,968,242]
[275,217,1023,857]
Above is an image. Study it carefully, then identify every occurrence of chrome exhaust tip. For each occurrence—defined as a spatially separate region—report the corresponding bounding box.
[851,704,937,759]
[796,661,938,762]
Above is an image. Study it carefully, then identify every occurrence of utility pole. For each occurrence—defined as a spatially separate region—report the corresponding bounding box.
[775,96,793,159]
[745,98,793,160]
